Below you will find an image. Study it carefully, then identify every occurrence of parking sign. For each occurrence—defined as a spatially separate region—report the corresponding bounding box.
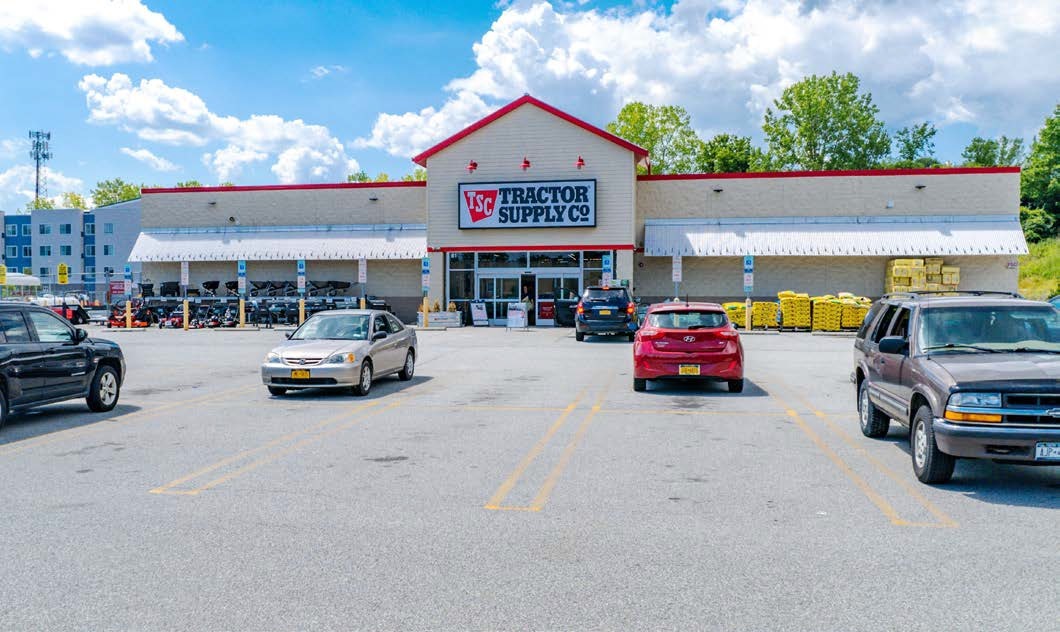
[672,255,682,283]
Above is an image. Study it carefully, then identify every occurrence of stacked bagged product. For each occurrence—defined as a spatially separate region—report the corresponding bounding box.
[811,295,843,331]
[941,265,960,288]
[885,258,925,292]
[839,293,872,328]
[777,290,811,328]
[723,302,746,328]
[751,301,778,329]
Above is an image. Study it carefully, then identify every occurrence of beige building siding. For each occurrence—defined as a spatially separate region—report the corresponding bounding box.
[425,104,637,249]
[635,171,1020,245]
[141,185,426,230]
[633,253,1019,302]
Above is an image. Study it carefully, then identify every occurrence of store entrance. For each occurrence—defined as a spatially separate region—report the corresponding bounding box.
[535,275,580,326]
[478,274,519,326]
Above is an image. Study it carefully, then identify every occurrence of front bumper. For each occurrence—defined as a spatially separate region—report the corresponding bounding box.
[261,361,363,389]
[933,418,1060,462]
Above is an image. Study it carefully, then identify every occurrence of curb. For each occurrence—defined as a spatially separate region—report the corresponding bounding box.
[811,331,857,338]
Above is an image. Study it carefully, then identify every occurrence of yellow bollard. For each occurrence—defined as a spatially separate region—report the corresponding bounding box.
[182,299,189,331]
[360,296,366,310]
[239,298,245,328]
[298,299,305,325]
[125,300,132,329]
[744,297,752,330]
[422,296,429,328]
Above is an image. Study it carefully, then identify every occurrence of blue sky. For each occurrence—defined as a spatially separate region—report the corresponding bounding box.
[1,0,1058,209]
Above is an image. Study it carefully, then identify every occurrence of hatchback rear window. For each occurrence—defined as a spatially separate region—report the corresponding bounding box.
[582,288,629,302]
[648,311,728,329]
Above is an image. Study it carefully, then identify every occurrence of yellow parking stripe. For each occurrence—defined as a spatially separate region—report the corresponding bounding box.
[528,397,604,510]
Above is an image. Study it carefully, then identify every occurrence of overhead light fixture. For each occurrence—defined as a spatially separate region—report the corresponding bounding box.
[712,187,723,193]
[368,194,379,202]
[466,160,477,173]
[208,200,217,205]
[521,156,531,170]
[915,184,926,190]
[575,156,585,169]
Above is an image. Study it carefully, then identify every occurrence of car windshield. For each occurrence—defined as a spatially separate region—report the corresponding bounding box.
[919,306,1060,353]
[583,288,628,302]
[648,310,728,329]
[290,314,369,340]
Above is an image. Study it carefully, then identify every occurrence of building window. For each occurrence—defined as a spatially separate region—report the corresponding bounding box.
[60,245,72,256]
[84,266,95,279]
[104,223,114,234]
[5,225,16,237]
[39,267,51,277]
[103,266,114,275]
[5,246,15,259]
[21,224,30,237]
[85,223,95,236]
[21,246,31,258]
[581,250,613,288]
[477,251,528,269]
[59,223,72,235]
[39,245,52,257]
[103,245,115,256]
[85,245,96,257]
[6,267,16,275]
[38,224,52,235]
[529,251,579,268]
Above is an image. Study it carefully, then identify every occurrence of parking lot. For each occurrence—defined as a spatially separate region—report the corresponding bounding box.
[0,325,1056,631]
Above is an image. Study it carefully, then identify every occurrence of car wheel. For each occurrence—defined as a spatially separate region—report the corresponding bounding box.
[267,386,287,396]
[727,379,744,393]
[353,360,373,396]
[398,350,415,381]
[858,381,891,438]
[911,406,955,484]
[633,378,647,392]
[575,331,585,341]
[628,333,636,342]
[87,365,120,412]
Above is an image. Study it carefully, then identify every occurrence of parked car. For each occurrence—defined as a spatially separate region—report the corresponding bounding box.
[632,302,744,393]
[0,304,125,428]
[553,287,580,327]
[854,292,1060,484]
[1049,295,1059,309]
[574,286,639,341]
[261,309,417,397]
[85,309,111,326]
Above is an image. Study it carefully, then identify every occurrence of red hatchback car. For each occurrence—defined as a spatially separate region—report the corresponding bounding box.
[632,302,744,393]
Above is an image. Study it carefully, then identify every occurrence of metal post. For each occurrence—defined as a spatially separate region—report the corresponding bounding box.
[125,299,132,329]
[422,296,430,328]
[745,296,752,330]
[298,299,305,325]
[239,298,245,328]
[182,299,189,331]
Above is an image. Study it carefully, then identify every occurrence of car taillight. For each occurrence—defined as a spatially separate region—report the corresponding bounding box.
[576,304,584,315]
[626,302,635,315]
[639,328,663,340]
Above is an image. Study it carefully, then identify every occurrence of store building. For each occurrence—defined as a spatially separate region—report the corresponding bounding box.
[133,95,1027,324]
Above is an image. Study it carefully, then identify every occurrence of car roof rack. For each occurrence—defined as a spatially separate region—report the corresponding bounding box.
[882,290,1024,300]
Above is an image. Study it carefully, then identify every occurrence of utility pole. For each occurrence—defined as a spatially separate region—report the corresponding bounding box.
[28,130,53,202]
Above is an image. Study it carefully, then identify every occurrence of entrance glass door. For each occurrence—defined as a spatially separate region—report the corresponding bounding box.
[478,275,519,325]
[536,275,580,326]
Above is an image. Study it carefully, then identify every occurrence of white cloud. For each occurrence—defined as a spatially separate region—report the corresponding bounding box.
[309,64,348,79]
[358,0,1060,157]
[0,165,84,210]
[0,137,27,161]
[0,0,183,65]
[80,73,360,183]
[120,147,179,172]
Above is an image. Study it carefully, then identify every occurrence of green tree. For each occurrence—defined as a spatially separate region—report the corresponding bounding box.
[892,122,938,167]
[1020,207,1056,242]
[60,192,88,209]
[220,181,235,187]
[90,178,141,207]
[401,168,427,181]
[347,170,370,183]
[606,102,702,174]
[176,180,204,188]
[374,172,390,182]
[762,72,891,171]
[961,135,1025,166]
[26,196,55,210]
[1021,103,1060,214]
[696,134,755,173]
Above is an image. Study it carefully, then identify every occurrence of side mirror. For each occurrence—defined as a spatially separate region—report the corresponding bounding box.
[75,328,89,343]
[372,331,388,341]
[878,336,908,355]
[285,332,292,339]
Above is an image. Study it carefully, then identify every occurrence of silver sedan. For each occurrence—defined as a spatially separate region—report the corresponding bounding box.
[261,309,417,396]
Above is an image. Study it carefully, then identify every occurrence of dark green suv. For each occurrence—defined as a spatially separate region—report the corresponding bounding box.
[853,292,1060,484]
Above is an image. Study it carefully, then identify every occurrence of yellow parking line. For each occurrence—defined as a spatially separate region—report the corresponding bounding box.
[484,391,585,510]
[527,396,604,511]
[150,400,391,495]
[0,385,257,457]
[598,409,765,416]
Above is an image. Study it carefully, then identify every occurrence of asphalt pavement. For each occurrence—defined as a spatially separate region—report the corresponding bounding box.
[0,325,1056,631]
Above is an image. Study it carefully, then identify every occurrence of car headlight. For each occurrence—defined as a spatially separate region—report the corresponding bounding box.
[265,351,281,363]
[948,392,1002,408]
[325,352,356,364]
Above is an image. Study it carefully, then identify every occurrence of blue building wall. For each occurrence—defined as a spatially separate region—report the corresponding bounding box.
[4,215,32,274]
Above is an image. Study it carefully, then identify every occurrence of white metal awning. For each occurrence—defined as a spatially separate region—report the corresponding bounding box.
[644,215,1028,257]
[128,224,427,262]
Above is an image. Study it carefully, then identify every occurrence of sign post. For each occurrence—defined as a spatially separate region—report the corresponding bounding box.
[421,256,430,328]
[237,259,247,327]
[743,255,754,330]
[601,253,613,286]
[296,259,306,325]
[671,255,682,299]
[358,257,367,310]
[123,265,132,329]
[180,261,189,330]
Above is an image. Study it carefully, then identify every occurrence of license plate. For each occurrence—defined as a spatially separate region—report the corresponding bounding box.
[1035,442,1060,461]
[290,369,311,379]
[598,309,612,315]
[679,365,700,376]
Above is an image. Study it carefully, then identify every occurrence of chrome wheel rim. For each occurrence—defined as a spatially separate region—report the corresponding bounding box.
[859,389,869,429]
[914,420,927,469]
[99,372,118,406]
[404,353,414,378]
[361,364,372,391]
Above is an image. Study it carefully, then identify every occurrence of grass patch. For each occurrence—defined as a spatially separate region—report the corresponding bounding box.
[1019,237,1060,300]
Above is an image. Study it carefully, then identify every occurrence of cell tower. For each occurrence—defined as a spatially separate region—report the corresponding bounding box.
[28,130,53,202]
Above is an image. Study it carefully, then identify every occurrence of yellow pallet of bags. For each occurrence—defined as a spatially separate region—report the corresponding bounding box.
[751,301,778,329]
[811,301,843,332]
[723,302,746,328]
[777,290,797,299]
[841,303,870,328]
[779,297,811,328]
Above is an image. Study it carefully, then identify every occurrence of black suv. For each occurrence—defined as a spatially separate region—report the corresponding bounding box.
[0,304,125,428]
[574,286,639,341]
[853,292,1060,483]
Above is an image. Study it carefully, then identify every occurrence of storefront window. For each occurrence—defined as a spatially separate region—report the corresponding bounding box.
[448,252,475,270]
[582,251,609,270]
[583,270,605,288]
[449,271,474,299]
[477,251,528,269]
[529,251,579,268]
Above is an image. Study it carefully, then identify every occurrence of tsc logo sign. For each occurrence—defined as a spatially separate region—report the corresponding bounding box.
[463,189,498,223]
[458,179,596,229]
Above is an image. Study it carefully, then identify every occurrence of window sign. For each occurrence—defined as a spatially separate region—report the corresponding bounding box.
[458,179,596,229]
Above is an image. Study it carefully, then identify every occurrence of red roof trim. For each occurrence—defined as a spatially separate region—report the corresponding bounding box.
[411,95,649,167]
[142,181,426,194]
[431,243,635,253]
[637,166,1020,181]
